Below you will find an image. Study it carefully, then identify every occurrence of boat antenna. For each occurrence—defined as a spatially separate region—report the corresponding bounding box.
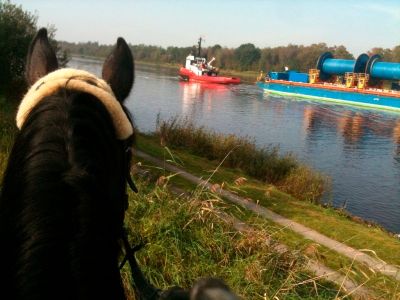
[197,37,202,57]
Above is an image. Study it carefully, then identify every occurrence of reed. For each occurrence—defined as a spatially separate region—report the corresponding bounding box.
[277,165,331,203]
[156,116,327,203]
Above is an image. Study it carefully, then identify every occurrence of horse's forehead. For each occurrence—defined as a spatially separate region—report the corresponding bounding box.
[17,68,134,140]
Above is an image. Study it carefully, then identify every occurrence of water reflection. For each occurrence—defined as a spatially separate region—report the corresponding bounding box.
[303,105,400,148]
[261,92,287,116]
[179,82,229,116]
[393,121,400,157]
[68,57,102,76]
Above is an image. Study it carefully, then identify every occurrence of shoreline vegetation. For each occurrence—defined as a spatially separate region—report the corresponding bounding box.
[155,116,328,203]
[1,100,399,298]
[60,40,400,76]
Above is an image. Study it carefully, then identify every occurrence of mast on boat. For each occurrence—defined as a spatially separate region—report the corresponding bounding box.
[197,37,202,57]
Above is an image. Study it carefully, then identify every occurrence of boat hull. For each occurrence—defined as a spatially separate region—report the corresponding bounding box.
[179,67,240,84]
[257,80,400,111]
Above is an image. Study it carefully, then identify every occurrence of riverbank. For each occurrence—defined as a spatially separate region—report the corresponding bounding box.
[133,129,400,298]
[135,131,400,261]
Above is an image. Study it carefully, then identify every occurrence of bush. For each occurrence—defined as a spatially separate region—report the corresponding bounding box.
[0,1,37,98]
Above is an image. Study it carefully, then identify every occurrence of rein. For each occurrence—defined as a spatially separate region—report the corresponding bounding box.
[125,146,138,193]
[119,173,162,300]
[119,140,163,300]
[120,175,190,300]
[120,228,162,300]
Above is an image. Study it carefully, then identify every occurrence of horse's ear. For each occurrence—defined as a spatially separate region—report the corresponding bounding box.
[102,37,134,103]
[26,28,58,86]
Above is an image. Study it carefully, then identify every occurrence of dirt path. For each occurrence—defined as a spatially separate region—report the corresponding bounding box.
[136,150,400,283]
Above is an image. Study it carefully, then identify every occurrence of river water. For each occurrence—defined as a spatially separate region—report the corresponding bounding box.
[69,57,400,233]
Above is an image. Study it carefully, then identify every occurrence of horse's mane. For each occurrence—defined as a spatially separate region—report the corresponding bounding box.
[0,28,135,299]
[0,90,130,299]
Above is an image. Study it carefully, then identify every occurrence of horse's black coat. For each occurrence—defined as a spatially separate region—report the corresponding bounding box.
[0,28,134,299]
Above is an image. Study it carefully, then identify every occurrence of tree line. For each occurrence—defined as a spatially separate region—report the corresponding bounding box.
[2,0,399,100]
[60,40,400,74]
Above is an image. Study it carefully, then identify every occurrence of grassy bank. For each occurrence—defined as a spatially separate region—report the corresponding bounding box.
[136,132,400,265]
[156,116,328,203]
[134,133,400,298]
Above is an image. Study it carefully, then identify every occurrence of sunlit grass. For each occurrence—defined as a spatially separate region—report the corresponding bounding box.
[132,151,400,298]
[121,179,342,299]
[277,165,330,203]
[156,116,328,203]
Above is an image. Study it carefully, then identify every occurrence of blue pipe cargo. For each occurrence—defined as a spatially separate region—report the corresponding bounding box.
[370,62,400,80]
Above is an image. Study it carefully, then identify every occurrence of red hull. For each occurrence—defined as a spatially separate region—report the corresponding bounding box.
[179,67,240,84]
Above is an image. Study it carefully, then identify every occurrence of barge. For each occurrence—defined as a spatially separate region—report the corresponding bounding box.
[257,52,400,111]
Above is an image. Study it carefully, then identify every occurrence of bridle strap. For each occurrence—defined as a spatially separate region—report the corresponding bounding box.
[120,228,161,300]
[125,145,138,193]
[121,144,160,299]
[127,173,138,193]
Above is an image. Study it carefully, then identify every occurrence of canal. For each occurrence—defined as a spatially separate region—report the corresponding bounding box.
[69,57,400,233]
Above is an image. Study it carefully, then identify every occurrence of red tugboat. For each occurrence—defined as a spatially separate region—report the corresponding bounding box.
[179,38,241,84]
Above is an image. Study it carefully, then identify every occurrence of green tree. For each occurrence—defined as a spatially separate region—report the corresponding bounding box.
[368,47,393,61]
[392,45,400,62]
[0,2,66,98]
[333,45,354,59]
[0,0,37,97]
[234,43,261,71]
[47,24,70,67]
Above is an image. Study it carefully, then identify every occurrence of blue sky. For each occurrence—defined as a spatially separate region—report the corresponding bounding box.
[13,0,400,56]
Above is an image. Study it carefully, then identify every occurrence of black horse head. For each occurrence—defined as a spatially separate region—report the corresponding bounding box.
[0,28,134,299]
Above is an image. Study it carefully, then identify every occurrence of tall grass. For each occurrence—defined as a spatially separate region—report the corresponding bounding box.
[277,165,330,203]
[122,180,341,299]
[156,116,328,203]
